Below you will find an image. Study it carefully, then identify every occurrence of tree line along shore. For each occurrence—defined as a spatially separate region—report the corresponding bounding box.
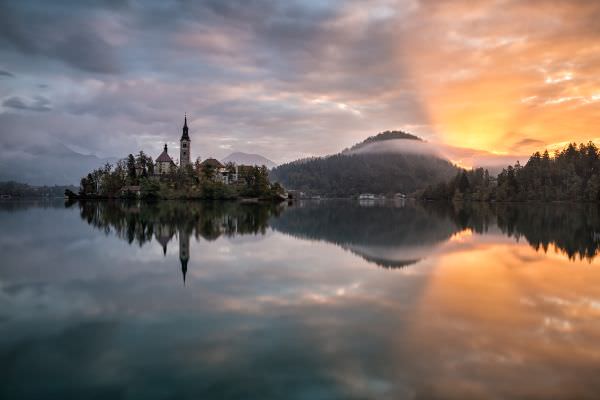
[422,142,600,203]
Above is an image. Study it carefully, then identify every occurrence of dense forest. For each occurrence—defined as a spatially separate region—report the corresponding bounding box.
[270,131,458,196]
[422,142,600,202]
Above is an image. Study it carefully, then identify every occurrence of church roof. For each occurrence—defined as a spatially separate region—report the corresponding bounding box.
[181,115,190,141]
[155,225,174,256]
[200,158,224,168]
[156,144,174,163]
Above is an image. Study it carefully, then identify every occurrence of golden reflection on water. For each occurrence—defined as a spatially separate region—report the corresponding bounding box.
[4,201,600,399]
[409,234,600,399]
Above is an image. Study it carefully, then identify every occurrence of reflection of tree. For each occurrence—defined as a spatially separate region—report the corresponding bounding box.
[74,201,279,282]
[69,200,600,267]
[432,202,600,262]
[271,200,600,267]
[76,201,278,246]
[492,204,600,261]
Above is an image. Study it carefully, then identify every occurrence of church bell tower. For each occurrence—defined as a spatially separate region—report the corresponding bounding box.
[180,114,191,167]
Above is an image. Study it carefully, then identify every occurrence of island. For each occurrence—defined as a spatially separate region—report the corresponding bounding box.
[66,116,287,202]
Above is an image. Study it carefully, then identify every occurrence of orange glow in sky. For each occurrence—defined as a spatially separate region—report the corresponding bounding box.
[401,1,600,156]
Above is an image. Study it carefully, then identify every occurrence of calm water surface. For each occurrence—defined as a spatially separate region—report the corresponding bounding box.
[2,200,600,399]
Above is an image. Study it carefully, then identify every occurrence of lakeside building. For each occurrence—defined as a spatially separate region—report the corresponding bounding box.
[154,115,189,175]
[155,144,176,175]
[153,116,255,184]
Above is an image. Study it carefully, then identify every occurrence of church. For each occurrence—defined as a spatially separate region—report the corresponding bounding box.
[154,115,245,184]
[155,115,191,174]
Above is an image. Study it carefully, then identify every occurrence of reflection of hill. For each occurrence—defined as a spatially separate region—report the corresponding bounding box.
[270,201,462,268]
[270,201,600,266]
[0,199,66,212]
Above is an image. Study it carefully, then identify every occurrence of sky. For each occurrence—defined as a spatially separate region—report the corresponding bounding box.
[1,0,600,183]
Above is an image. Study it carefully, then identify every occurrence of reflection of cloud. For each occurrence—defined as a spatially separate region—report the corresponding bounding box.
[4,202,600,398]
[409,238,600,398]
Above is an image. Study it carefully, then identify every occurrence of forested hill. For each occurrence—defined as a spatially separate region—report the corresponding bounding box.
[269,131,458,196]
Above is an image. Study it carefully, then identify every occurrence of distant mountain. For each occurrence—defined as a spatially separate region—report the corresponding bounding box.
[270,130,459,196]
[222,152,277,168]
[0,142,115,186]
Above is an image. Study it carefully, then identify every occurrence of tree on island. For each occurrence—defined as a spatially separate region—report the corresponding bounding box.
[72,152,285,201]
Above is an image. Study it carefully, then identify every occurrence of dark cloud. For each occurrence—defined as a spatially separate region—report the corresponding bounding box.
[3,96,52,112]
[0,69,14,77]
[0,0,120,74]
[511,138,546,151]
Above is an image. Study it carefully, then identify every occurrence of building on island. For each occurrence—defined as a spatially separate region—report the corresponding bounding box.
[199,158,224,170]
[155,144,175,174]
[180,114,191,168]
[154,115,189,174]
[120,185,141,196]
[153,115,257,184]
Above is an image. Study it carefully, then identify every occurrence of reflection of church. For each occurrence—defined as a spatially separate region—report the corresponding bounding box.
[179,231,189,284]
[74,201,275,285]
[154,226,189,285]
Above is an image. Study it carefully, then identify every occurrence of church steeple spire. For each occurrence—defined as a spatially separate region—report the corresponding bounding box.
[181,114,190,141]
[180,114,191,167]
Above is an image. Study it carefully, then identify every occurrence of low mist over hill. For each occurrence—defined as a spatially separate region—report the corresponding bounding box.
[0,141,115,186]
[270,131,459,196]
[222,152,277,168]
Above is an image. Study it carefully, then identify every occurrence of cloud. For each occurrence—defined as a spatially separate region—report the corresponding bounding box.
[0,0,120,74]
[0,69,14,77]
[509,138,546,153]
[3,96,52,112]
[1,0,600,184]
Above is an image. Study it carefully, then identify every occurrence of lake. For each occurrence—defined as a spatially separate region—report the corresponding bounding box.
[2,199,600,399]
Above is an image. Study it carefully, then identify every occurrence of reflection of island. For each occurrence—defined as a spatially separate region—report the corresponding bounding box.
[67,200,600,274]
[270,200,462,268]
[270,200,600,266]
[74,201,280,282]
